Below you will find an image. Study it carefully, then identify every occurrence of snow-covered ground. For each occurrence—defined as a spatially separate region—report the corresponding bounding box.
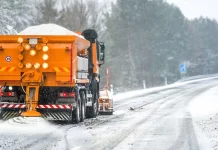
[176,74,218,83]
[0,76,218,150]
[0,117,59,135]
[188,86,218,150]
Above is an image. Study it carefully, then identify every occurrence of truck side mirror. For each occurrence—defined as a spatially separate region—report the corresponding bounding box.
[100,53,104,60]
[99,42,105,65]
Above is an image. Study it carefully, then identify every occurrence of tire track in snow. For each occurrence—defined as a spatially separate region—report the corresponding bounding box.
[88,90,194,149]
[23,125,76,150]
[167,87,211,150]
[88,82,216,150]
[168,113,199,150]
[85,89,188,128]
[0,120,76,150]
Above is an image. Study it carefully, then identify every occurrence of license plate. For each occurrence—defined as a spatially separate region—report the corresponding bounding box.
[29,38,38,45]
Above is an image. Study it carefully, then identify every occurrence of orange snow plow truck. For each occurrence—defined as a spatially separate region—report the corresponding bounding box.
[0,29,105,123]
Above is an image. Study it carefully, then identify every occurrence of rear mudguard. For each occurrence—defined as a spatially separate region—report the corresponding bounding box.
[36,104,74,121]
[0,103,26,120]
[37,109,73,121]
[0,103,74,121]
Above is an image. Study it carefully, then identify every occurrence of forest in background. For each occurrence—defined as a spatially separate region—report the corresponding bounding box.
[1,0,218,92]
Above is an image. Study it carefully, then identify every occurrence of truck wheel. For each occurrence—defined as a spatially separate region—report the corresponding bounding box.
[80,92,86,122]
[0,110,2,120]
[72,95,81,124]
[86,94,98,118]
[92,101,98,117]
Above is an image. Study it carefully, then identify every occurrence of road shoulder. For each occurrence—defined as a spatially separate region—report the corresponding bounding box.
[188,86,218,150]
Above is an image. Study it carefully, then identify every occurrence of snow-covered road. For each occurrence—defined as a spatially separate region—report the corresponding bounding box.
[1,78,218,150]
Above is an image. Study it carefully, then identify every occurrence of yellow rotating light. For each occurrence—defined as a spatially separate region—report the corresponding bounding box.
[30,49,36,56]
[35,44,42,51]
[18,37,23,43]
[34,63,40,69]
[42,54,49,60]
[17,54,24,60]
[17,45,24,52]
[18,63,24,69]
[42,63,48,69]
[42,45,48,52]
[42,37,48,44]
[25,63,32,69]
[24,44,31,50]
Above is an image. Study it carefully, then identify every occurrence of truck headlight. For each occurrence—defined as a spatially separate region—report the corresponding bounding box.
[30,49,36,56]
[26,63,32,69]
[9,86,13,91]
[18,37,23,43]
[34,63,40,69]
[42,45,48,52]
[42,54,49,60]
[42,63,48,69]
[24,44,30,50]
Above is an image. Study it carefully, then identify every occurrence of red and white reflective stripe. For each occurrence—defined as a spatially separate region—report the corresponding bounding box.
[0,104,26,108]
[36,104,72,109]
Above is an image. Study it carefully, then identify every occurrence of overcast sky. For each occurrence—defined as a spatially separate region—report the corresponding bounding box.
[166,0,218,21]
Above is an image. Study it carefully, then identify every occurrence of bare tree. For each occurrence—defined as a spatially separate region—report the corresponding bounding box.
[34,0,58,24]
[58,0,88,31]
[58,0,106,35]
[87,0,107,38]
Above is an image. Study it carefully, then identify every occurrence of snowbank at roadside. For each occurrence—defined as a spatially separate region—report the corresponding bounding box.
[176,74,218,83]
[114,76,218,102]
[18,23,84,38]
[188,86,218,150]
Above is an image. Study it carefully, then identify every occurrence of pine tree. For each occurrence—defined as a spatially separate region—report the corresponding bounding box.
[11,0,33,32]
[105,0,189,90]
[0,0,17,34]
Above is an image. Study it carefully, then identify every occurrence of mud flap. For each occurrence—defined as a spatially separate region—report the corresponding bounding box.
[36,109,73,121]
[0,108,26,120]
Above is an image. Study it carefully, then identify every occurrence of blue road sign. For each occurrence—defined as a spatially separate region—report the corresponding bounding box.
[180,64,186,73]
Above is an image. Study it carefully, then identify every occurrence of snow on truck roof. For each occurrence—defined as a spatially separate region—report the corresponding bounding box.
[18,24,84,38]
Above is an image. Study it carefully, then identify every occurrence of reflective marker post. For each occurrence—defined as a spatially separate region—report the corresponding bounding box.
[165,78,167,86]
[143,80,146,89]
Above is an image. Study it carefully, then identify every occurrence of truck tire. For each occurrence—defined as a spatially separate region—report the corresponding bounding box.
[80,91,86,122]
[86,103,97,118]
[72,94,81,124]
[0,110,2,120]
[86,93,98,118]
